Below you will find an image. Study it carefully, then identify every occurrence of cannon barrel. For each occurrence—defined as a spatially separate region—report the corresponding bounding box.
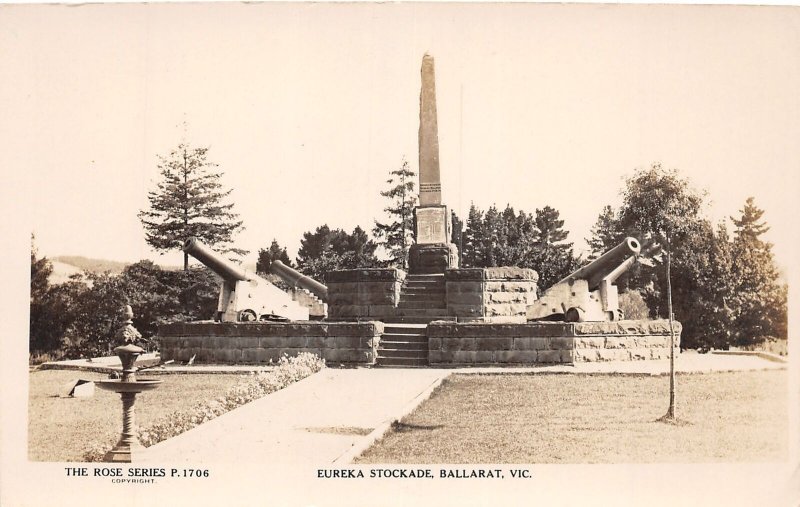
[270,260,328,301]
[183,237,250,283]
[558,237,641,291]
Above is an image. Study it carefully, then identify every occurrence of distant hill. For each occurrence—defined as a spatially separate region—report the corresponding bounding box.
[53,256,129,275]
[49,260,85,285]
[50,255,256,277]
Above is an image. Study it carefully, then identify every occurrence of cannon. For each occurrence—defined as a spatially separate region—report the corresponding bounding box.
[183,237,309,322]
[527,237,641,322]
[270,260,328,301]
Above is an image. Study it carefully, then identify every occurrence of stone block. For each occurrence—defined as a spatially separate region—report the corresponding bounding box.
[428,337,442,350]
[549,337,575,350]
[428,350,444,363]
[409,242,458,274]
[574,337,605,349]
[194,348,212,363]
[605,337,631,349]
[629,348,650,360]
[596,349,624,361]
[484,266,538,281]
[574,349,600,362]
[495,350,538,363]
[485,292,528,304]
[213,348,242,363]
[446,292,484,305]
[304,335,327,348]
[442,337,475,352]
[485,304,512,317]
[560,349,574,363]
[446,281,485,293]
[537,350,563,363]
[475,337,513,351]
[368,305,397,318]
[326,269,404,283]
[444,269,486,281]
[512,337,549,350]
[334,336,362,349]
[446,304,483,318]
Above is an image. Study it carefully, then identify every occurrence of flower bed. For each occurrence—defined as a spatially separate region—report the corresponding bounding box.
[83,352,325,461]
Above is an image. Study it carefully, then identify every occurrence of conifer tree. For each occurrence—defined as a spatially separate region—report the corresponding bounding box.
[139,142,246,270]
[256,239,293,275]
[373,159,417,269]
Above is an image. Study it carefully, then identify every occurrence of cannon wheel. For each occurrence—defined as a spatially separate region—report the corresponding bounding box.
[564,307,585,322]
[238,309,258,322]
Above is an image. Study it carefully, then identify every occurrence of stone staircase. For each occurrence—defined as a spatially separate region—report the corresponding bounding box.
[377,274,453,367]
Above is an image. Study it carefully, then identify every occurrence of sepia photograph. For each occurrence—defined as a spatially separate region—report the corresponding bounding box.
[1,2,798,506]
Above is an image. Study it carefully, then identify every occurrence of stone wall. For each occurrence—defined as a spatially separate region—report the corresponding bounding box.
[326,269,405,320]
[158,321,383,365]
[427,320,680,365]
[571,321,682,361]
[444,267,538,323]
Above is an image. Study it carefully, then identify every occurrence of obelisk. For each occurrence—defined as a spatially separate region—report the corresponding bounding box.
[418,53,442,207]
[409,53,459,274]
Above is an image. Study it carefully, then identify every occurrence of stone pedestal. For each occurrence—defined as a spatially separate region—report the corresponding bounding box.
[408,243,458,274]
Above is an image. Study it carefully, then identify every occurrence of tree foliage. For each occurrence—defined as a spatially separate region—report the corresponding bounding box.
[460,203,577,288]
[372,159,417,269]
[256,239,293,275]
[296,224,380,282]
[139,142,246,270]
[29,253,219,360]
[587,164,787,350]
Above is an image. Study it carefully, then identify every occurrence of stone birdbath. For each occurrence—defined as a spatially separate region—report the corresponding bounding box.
[96,305,162,463]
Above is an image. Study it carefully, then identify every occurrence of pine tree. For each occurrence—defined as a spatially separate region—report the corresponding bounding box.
[527,206,576,289]
[373,159,417,269]
[296,224,379,281]
[256,239,293,275]
[138,142,246,270]
[729,197,785,345]
[461,204,484,268]
[587,205,625,258]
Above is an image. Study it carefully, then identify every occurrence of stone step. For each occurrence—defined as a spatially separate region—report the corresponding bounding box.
[380,336,428,350]
[397,298,447,313]
[393,308,449,316]
[375,359,429,368]
[403,282,445,290]
[399,292,446,301]
[384,316,455,325]
[378,348,428,359]
[379,340,428,351]
[383,326,428,335]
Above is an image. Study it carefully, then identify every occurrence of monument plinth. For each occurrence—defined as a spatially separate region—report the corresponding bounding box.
[409,53,458,274]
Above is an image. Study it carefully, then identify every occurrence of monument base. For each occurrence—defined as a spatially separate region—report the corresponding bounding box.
[408,243,459,274]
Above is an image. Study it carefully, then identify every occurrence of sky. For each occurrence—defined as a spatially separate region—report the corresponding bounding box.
[2,3,798,270]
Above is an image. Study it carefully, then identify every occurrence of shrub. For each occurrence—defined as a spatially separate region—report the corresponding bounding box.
[83,352,325,462]
[619,290,650,320]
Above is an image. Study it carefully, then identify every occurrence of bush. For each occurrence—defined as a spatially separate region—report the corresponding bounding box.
[619,290,650,320]
[83,353,325,462]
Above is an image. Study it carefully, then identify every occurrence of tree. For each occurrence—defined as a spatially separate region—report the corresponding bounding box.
[256,240,293,275]
[139,142,246,271]
[459,202,576,287]
[296,224,380,281]
[618,163,705,422]
[728,198,786,346]
[527,206,578,289]
[587,205,625,258]
[373,159,417,269]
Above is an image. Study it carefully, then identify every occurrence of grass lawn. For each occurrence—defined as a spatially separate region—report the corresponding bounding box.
[29,369,245,462]
[356,370,788,464]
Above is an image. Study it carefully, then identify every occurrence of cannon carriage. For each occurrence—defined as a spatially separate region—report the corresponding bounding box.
[527,237,642,322]
[183,237,312,322]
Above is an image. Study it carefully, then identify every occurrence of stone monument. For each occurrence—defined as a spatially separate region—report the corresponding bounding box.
[408,53,459,274]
